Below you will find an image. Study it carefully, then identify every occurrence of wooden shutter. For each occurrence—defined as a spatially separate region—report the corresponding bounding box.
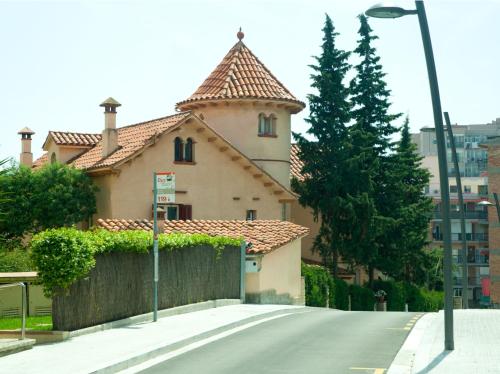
[179,204,192,220]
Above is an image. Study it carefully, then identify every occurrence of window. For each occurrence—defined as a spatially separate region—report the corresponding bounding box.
[51,153,56,164]
[246,210,257,221]
[185,138,194,162]
[450,185,458,193]
[464,185,472,194]
[174,137,184,161]
[257,113,277,137]
[156,204,192,220]
[478,185,488,195]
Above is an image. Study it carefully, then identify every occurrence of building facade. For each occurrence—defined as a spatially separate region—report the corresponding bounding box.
[413,119,500,307]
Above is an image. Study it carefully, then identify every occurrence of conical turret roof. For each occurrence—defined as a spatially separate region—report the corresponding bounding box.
[177,34,304,113]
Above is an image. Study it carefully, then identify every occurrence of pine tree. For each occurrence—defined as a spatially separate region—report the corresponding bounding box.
[292,14,352,278]
[375,117,433,283]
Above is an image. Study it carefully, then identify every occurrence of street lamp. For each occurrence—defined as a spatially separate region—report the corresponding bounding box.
[478,194,500,222]
[366,0,454,350]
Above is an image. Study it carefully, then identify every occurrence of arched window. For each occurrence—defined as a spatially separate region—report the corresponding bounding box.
[269,114,277,135]
[258,113,266,135]
[51,153,56,164]
[257,113,277,137]
[174,137,184,161]
[185,138,194,162]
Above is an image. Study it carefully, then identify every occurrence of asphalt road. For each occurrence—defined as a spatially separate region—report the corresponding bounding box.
[138,308,420,374]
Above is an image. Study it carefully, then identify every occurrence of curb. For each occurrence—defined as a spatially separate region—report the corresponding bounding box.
[89,306,307,374]
[69,299,241,339]
[0,338,36,358]
[387,312,439,374]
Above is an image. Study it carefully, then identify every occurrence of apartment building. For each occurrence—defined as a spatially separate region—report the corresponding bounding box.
[413,118,500,307]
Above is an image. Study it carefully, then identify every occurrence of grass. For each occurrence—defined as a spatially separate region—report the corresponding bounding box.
[0,315,52,331]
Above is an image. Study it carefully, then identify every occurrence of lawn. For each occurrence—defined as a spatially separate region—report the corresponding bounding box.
[0,315,52,331]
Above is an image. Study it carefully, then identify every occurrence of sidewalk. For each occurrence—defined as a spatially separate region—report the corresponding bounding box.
[0,304,305,374]
[389,309,500,373]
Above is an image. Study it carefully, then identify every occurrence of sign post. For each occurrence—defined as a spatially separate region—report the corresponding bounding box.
[152,172,175,322]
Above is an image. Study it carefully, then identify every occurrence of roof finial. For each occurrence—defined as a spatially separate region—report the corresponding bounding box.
[237,27,244,41]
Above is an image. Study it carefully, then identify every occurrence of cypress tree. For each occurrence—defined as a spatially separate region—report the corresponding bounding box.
[376,117,433,283]
[292,14,352,278]
[349,15,402,285]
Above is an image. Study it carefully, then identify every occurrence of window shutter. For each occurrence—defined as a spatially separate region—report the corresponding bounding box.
[178,204,192,220]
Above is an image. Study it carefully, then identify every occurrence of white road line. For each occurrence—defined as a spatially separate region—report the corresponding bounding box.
[119,312,299,374]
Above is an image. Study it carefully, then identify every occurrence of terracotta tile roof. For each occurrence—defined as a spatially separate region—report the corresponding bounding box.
[49,131,101,147]
[290,144,305,181]
[32,152,48,169]
[72,112,190,170]
[96,218,309,254]
[176,41,305,111]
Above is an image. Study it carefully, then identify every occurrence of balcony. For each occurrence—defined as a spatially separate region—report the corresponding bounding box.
[432,211,487,220]
[432,233,488,242]
[453,277,483,287]
[453,253,489,265]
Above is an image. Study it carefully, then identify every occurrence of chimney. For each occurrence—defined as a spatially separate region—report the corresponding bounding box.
[100,97,121,157]
[18,127,35,167]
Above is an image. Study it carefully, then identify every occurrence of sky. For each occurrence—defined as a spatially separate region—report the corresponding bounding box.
[1,0,499,161]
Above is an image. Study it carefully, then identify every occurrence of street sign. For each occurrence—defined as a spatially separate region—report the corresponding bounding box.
[156,172,175,203]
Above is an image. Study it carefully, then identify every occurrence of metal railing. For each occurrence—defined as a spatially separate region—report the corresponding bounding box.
[433,211,487,220]
[453,253,489,265]
[432,233,489,241]
[453,277,483,286]
[0,282,27,339]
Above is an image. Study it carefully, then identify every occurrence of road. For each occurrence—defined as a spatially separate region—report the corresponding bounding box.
[137,308,421,374]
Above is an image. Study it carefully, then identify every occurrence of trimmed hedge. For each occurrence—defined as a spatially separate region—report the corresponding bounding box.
[333,277,349,310]
[373,280,444,312]
[349,284,374,311]
[301,263,333,307]
[31,227,242,297]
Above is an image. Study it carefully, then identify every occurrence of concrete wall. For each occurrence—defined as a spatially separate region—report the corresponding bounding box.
[91,120,285,221]
[245,239,302,304]
[196,102,292,188]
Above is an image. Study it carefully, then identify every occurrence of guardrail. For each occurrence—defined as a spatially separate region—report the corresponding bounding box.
[0,282,26,339]
[433,211,488,220]
[432,233,489,241]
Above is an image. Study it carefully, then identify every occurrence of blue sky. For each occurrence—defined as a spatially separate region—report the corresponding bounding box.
[1,0,499,161]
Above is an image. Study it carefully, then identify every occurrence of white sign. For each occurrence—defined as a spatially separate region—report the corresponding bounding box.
[156,172,175,203]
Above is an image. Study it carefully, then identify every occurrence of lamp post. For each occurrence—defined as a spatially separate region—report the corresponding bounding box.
[366,0,454,350]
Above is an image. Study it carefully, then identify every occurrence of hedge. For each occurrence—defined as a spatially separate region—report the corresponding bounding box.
[301,263,333,307]
[31,227,242,297]
[349,284,374,311]
[333,277,349,310]
[373,280,444,312]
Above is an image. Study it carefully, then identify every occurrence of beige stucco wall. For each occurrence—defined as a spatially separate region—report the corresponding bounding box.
[44,139,90,165]
[196,102,292,188]
[92,120,287,221]
[245,238,302,304]
[290,201,322,263]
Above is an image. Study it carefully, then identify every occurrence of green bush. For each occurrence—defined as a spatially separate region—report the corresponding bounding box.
[0,247,33,272]
[349,284,374,311]
[333,277,349,310]
[31,228,96,297]
[301,263,332,307]
[31,227,242,297]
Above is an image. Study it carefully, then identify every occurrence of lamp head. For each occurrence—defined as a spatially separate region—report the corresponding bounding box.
[365,2,417,18]
[477,200,493,207]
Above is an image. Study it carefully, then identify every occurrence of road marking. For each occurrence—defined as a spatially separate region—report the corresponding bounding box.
[119,312,298,374]
[350,367,386,373]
